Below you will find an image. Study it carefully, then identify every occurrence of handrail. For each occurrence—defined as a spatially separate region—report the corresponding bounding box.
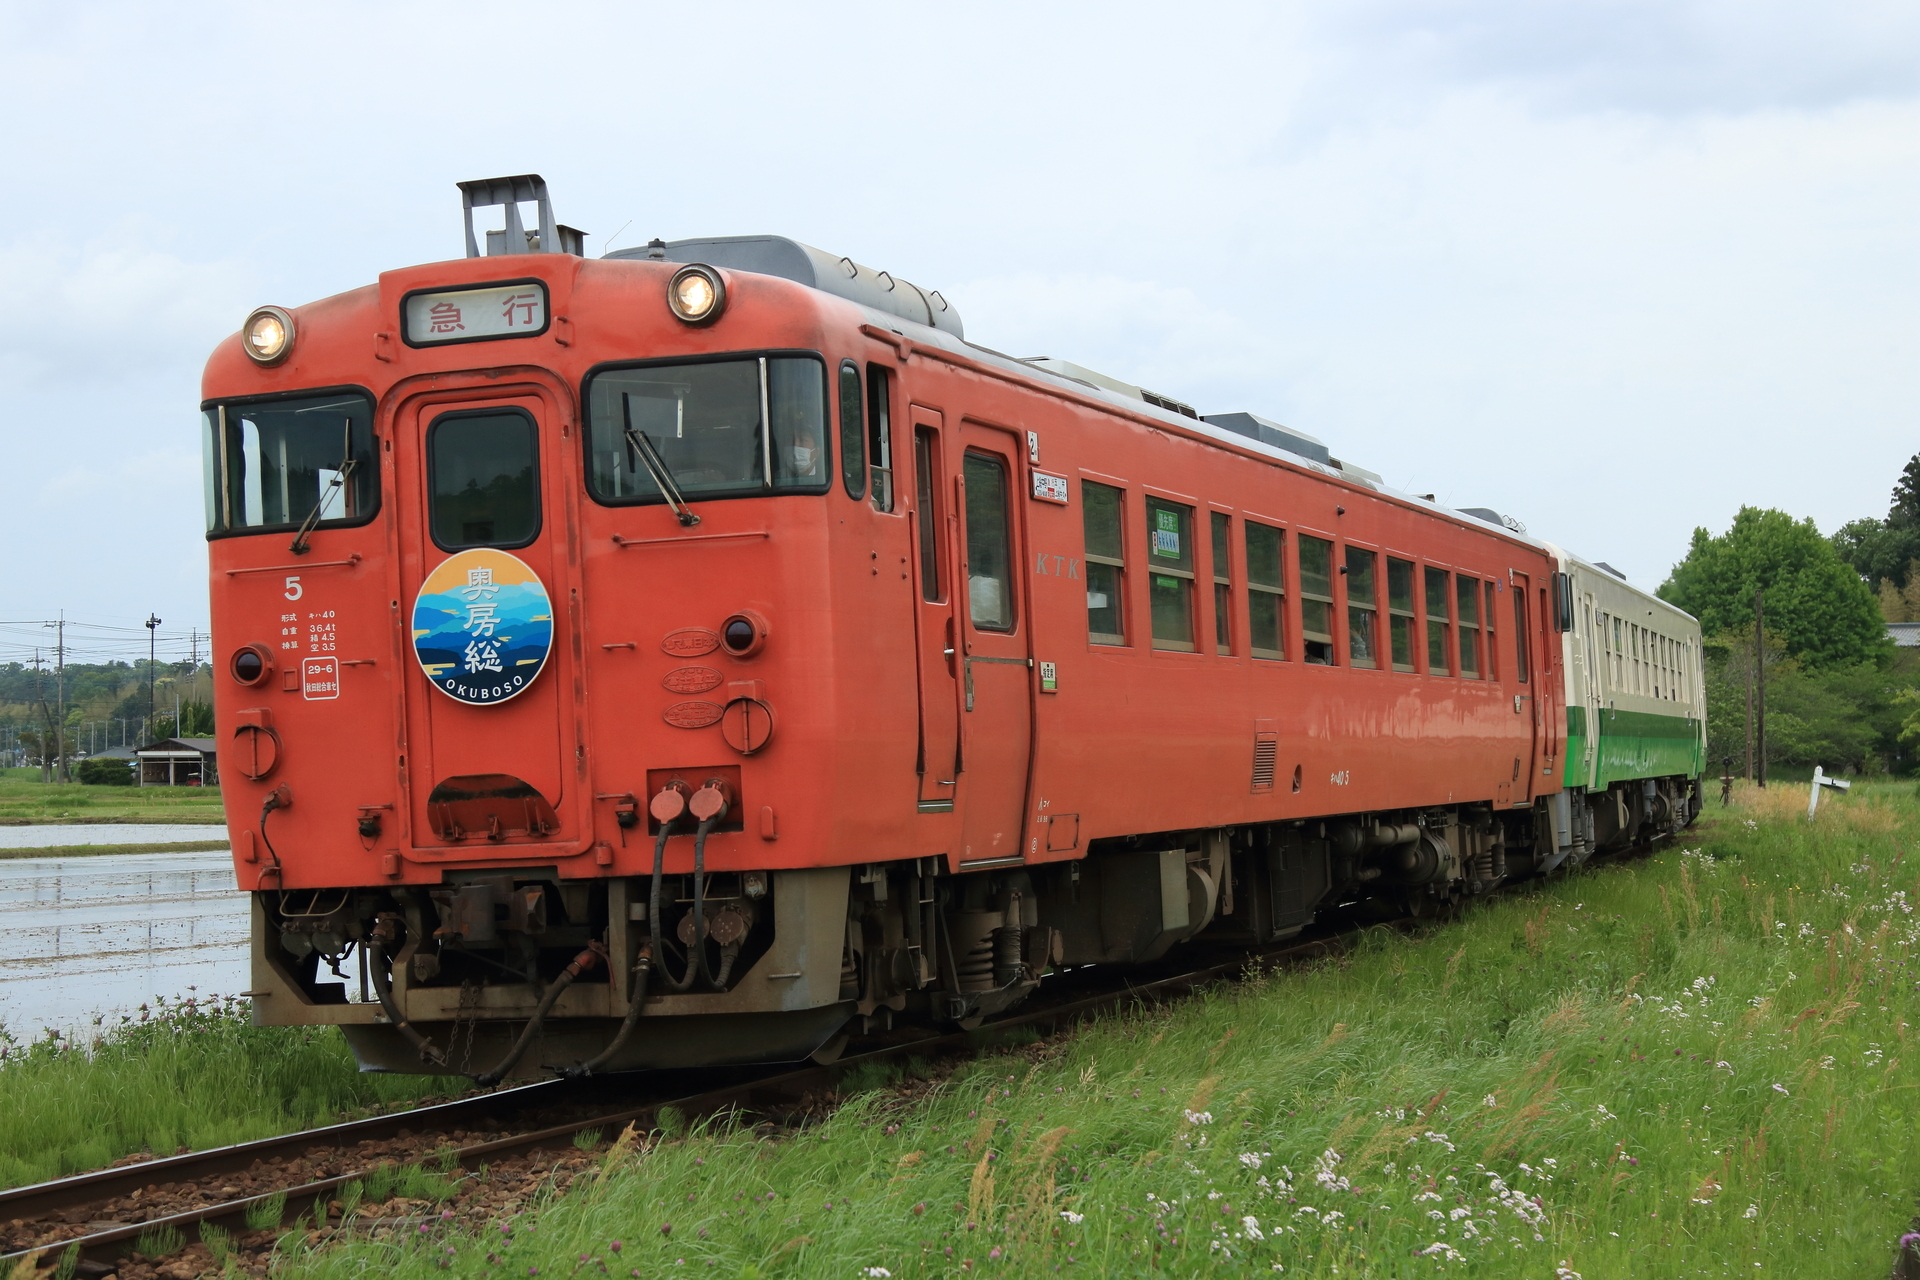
[612,530,769,548]
[226,554,362,576]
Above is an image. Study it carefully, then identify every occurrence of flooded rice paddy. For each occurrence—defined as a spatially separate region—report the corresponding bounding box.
[0,846,248,1039]
[0,823,228,849]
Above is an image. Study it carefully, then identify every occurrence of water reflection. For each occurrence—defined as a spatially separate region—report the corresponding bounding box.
[0,824,229,849]
[0,851,249,1040]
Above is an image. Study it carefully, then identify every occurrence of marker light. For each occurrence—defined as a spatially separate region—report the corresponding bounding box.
[242,306,295,365]
[667,265,725,325]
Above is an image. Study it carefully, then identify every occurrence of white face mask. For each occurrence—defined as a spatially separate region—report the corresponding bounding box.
[790,446,815,469]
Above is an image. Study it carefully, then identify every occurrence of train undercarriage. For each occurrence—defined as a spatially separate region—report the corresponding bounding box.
[255,775,1700,1080]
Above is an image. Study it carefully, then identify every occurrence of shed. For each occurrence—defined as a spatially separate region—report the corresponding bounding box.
[1888,622,1920,649]
[136,737,218,786]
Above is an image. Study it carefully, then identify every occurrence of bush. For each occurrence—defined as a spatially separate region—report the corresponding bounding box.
[75,756,135,786]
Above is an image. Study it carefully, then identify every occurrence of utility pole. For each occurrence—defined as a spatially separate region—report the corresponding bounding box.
[1754,588,1767,789]
[145,614,162,744]
[50,613,67,782]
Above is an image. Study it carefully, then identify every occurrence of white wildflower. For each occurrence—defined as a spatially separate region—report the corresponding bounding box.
[1239,1152,1264,1169]
[1484,1093,1498,1107]
[1059,1210,1084,1225]
[1240,1215,1264,1240]
[1183,1109,1214,1126]
[863,1270,892,1279]
[1771,1083,1790,1095]
[1418,1242,1464,1260]
[1743,1204,1758,1219]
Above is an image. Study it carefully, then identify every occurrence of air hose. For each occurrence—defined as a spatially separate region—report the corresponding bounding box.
[472,940,606,1086]
[563,946,652,1079]
[369,942,450,1069]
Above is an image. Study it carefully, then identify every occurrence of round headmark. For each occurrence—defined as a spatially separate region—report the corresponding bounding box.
[412,549,553,705]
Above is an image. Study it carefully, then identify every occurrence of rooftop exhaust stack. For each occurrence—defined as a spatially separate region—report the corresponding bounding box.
[459,174,586,257]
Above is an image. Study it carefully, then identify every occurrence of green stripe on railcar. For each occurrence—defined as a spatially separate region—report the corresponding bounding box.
[1587,707,1703,787]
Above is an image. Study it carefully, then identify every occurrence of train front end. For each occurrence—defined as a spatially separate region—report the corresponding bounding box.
[203,180,893,1078]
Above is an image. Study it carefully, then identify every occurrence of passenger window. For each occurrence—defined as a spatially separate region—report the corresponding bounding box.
[1298,535,1335,665]
[867,364,894,512]
[1457,575,1482,678]
[838,362,865,500]
[1482,581,1497,680]
[1146,497,1196,651]
[1387,556,1416,672]
[429,409,540,549]
[1245,522,1286,660]
[1425,567,1453,675]
[1346,547,1378,669]
[914,429,941,602]
[1082,480,1126,645]
[963,453,1014,631]
[1212,512,1233,653]
[1512,580,1529,683]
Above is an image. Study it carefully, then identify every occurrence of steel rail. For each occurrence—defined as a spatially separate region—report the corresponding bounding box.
[0,924,1368,1272]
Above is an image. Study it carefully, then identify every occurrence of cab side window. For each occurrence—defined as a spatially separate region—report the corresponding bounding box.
[867,364,894,511]
[838,361,865,500]
[1212,512,1233,654]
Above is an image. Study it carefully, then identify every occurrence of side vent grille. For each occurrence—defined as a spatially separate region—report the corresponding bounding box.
[1251,733,1278,793]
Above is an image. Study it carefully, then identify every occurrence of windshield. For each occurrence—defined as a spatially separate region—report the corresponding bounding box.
[583,355,827,506]
[203,391,378,535]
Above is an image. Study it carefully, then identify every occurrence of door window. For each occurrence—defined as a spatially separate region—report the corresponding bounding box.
[914,428,942,602]
[963,453,1014,631]
[428,409,540,549]
[867,365,895,511]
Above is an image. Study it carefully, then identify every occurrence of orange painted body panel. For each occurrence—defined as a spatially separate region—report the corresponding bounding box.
[203,253,1566,895]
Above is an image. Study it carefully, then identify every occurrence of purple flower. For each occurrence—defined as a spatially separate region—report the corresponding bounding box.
[661,1223,673,1236]
[1901,1232,1920,1250]
[610,1241,623,1253]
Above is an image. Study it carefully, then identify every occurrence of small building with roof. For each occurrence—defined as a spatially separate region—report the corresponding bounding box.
[135,737,218,786]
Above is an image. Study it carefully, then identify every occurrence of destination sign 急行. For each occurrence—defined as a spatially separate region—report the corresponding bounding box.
[403,282,549,346]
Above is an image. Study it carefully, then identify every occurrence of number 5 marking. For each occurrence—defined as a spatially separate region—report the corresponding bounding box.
[284,576,303,601]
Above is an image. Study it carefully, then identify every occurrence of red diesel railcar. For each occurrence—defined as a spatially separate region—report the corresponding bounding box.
[203,175,1594,1079]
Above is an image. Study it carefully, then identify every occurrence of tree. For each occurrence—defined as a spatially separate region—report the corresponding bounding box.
[1660,507,1891,670]
[1831,451,1920,595]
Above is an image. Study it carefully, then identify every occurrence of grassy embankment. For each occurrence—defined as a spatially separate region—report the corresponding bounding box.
[0,777,227,824]
[0,994,465,1190]
[272,782,1917,1278]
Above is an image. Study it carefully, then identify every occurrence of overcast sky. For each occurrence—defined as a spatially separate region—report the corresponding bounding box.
[2,0,1914,663]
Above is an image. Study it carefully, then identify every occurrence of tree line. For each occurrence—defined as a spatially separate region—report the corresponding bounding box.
[1658,451,1920,775]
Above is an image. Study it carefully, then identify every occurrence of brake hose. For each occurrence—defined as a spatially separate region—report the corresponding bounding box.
[563,946,652,1078]
[472,940,606,1086]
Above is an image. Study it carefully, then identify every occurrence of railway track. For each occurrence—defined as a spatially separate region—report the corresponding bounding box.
[1,920,1375,1276]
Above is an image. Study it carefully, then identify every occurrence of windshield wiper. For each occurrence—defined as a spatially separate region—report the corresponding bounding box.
[622,394,700,527]
[290,422,358,554]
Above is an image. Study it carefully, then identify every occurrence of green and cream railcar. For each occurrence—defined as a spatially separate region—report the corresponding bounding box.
[1540,545,1706,867]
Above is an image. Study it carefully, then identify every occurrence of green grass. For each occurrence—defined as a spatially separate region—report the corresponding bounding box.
[0,778,227,824]
[0,839,231,859]
[0,993,464,1188]
[275,781,1918,1278]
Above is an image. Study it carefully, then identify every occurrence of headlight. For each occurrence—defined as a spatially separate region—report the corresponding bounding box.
[667,265,726,325]
[242,306,295,366]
